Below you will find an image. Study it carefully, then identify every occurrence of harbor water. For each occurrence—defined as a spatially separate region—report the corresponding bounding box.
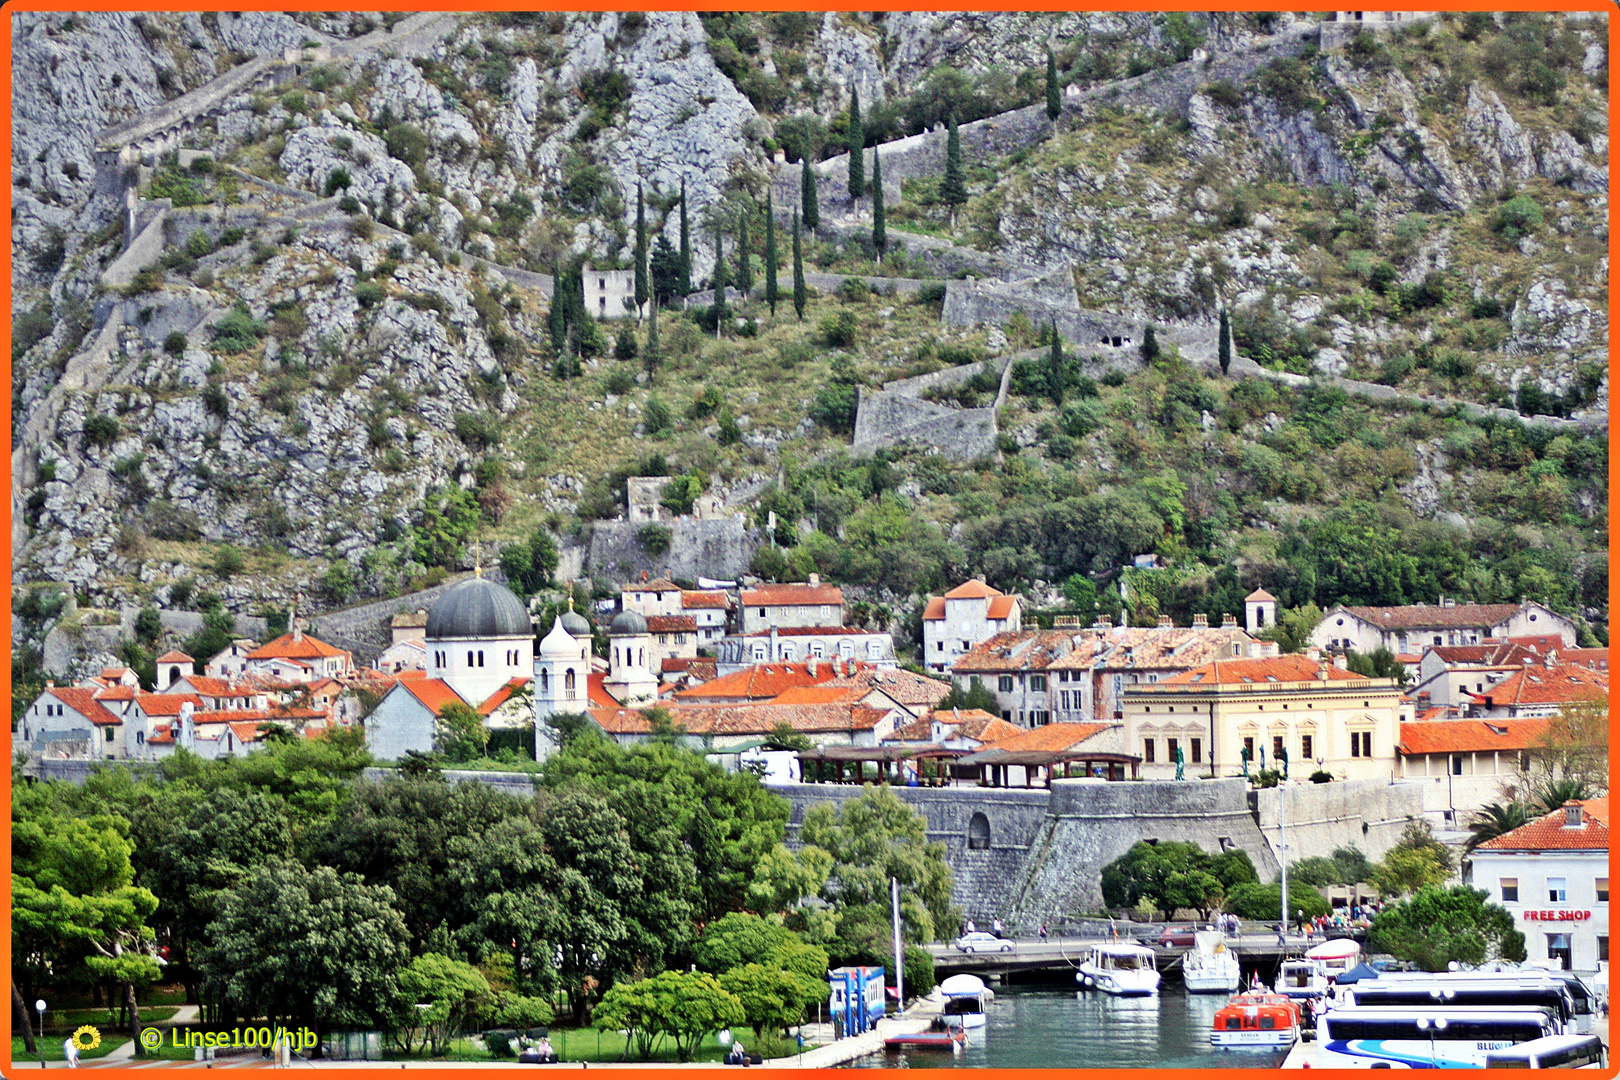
[846,983,1291,1069]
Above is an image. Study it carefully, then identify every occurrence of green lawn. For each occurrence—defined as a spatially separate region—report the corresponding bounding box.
[10,1035,130,1062]
[385,1028,809,1064]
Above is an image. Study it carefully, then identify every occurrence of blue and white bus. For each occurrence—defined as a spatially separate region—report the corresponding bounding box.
[1485,1034,1608,1069]
[1374,971,1597,1034]
[1341,981,1578,1034]
[1316,1007,1561,1069]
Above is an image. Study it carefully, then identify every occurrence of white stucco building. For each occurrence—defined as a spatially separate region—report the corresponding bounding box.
[1309,600,1578,656]
[921,579,1022,674]
[1470,799,1609,973]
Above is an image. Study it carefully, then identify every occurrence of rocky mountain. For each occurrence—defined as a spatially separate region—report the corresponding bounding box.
[10,11,1608,667]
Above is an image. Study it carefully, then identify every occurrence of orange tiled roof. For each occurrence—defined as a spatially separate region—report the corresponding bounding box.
[403,679,464,714]
[1162,655,1368,686]
[247,632,349,660]
[586,671,619,708]
[155,651,194,663]
[1464,663,1607,708]
[921,597,947,621]
[1398,718,1548,756]
[148,722,175,744]
[646,615,698,633]
[952,631,1074,673]
[1426,642,1541,667]
[832,667,951,709]
[674,663,843,702]
[625,577,681,593]
[100,667,132,680]
[590,700,894,737]
[988,722,1111,753]
[944,580,1004,600]
[49,687,124,726]
[134,693,204,716]
[740,584,844,607]
[1562,647,1608,670]
[182,676,260,698]
[478,678,531,716]
[95,685,136,702]
[986,596,1018,620]
[770,685,868,706]
[1245,588,1278,602]
[1477,800,1609,852]
[681,591,730,610]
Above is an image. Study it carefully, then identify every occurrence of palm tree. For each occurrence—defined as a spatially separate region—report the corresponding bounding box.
[1532,776,1593,814]
[1465,802,1533,852]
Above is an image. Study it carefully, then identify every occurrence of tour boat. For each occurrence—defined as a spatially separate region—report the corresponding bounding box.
[1182,929,1242,993]
[1274,957,1329,1000]
[1076,943,1161,996]
[1305,937,1361,979]
[939,973,994,1029]
[1210,989,1302,1048]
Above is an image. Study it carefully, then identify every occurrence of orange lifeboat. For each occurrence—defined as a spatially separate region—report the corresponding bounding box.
[1210,989,1302,1049]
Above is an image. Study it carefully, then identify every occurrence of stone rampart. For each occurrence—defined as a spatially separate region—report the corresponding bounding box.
[851,387,998,461]
[1250,777,1426,867]
[881,356,1008,397]
[587,517,757,583]
[99,206,170,289]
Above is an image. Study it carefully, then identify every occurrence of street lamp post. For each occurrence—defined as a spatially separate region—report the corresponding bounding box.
[34,999,46,1070]
[1416,1016,1448,1067]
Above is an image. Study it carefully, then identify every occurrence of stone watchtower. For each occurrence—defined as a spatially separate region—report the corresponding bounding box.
[1245,589,1278,636]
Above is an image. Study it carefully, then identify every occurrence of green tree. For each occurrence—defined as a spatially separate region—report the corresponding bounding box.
[745,843,832,913]
[1370,821,1456,896]
[436,702,490,762]
[1465,803,1534,853]
[1061,573,1097,614]
[1345,646,1408,685]
[1370,885,1527,971]
[1045,49,1061,121]
[720,963,821,1040]
[649,235,682,305]
[710,231,730,337]
[1257,603,1324,654]
[1140,323,1160,364]
[657,970,746,1061]
[1217,308,1231,375]
[593,977,661,1060]
[764,191,779,316]
[846,86,864,198]
[1226,881,1331,921]
[801,155,819,231]
[941,112,966,228]
[633,183,648,316]
[799,785,955,945]
[678,178,692,296]
[695,912,792,974]
[498,531,559,595]
[1046,321,1065,405]
[936,676,1001,715]
[791,210,806,321]
[736,211,752,299]
[394,953,493,1055]
[199,862,410,1036]
[870,149,885,255]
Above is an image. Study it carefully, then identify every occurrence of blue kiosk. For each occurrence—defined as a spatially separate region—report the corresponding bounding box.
[827,966,886,1038]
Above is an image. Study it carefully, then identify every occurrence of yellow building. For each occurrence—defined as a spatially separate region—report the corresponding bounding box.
[1121,654,1407,782]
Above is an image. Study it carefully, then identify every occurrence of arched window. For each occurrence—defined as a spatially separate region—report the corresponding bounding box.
[168,666,180,685]
[638,648,645,667]
[467,651,475,667]
[540,670,549,692]
[838,640,854,659]
[967,813,991,850]
[477,650,485,667]
[753,644,767,661]
[564,669,576,691]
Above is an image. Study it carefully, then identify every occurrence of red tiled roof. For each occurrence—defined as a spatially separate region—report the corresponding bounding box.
[155,651,194,663]
[625,577,681,593]
[988,722,1111,753]
[1426,642,1541,667]
[49,687,124,727]
[182,676,260,698]
[770,685,867,706]
[674,663,844,702]
[1162,655,1368,686]
[1464,663,1607,708]
[590,700,895,737]
[403,679,464,714]
[586,671,619,708]
[986,596,1018,620]
[1245,588,1278,602]
[1415,706,1450,722]
[646,614,698,633]
[134,693,204,716]
[477,678,531,716]
[1562,647,1608,670]
[1506,635,1565,653]
[944,580,1004,600]
[830,667,951,709]
[740,584,844,607]
[887,710,1019,744]
[952,631,1074,673]
[922,597,946,621]
[101,667,132,680]
[1477,801,1610,852]
[1398,718,1548,756]
[247,632,349,660]
[1340,602,1523,630]
[95,686,136,702]
[681,591,730,610]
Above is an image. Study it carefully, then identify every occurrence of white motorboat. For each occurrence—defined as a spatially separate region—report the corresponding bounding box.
[1274,957,1328,1000]
[1076,942,1161,996]
[1182,929,1241,993]
[939,973,994,1029]
[1305,937,1361,978]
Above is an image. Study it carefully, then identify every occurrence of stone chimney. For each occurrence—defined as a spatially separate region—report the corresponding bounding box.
[1192,614,1209,628]
[769,626,779,660]
[809,572,820,587]
[1157,615,1173,628]
[808,658,818,677]
[1221,613,1238,629]
[1093,614,1112,629]
[1305,646,1321,663]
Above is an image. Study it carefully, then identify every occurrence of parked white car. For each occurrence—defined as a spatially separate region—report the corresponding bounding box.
[953,932,1014,953]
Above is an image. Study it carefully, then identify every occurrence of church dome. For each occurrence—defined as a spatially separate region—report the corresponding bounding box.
[538,616,579,660]
[609,609,648,635]
[426,577,532,639]
[560,601,592,638]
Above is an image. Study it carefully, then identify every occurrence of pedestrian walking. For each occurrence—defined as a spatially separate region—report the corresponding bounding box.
[992,916,1004,937]
[966,918,976,935]
[1039,922,1049,944]
[64,1037,80,1069]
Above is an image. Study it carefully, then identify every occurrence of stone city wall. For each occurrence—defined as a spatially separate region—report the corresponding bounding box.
[587,517,757,583]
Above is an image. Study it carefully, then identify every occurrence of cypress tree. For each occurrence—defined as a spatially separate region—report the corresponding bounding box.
[941,111,966,229]
[644,298,661,384]
[1218,308,1232,376]
[1046,49,1061,122]
[871,149,886,257]
[801,154,819,231]
[678,178,692,297]
[710,231,729,338]
[547,263,567,353]
[1047,320,1065,405]
[736,211,752,299]
[764,191,779,317]
[791,209,806,321]
[633,183,648,318]
[847,86,864,198]
[1140,324,1160,365]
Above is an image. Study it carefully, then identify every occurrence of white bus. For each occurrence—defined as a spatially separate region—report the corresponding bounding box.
[1316,1007,1561,1069]
[1374,971,1597,1034]
[1341,981,1578,1034]
[1485,1034,1608,1069]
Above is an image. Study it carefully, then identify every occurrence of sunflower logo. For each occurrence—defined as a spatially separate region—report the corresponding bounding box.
[71,1025,101,1051]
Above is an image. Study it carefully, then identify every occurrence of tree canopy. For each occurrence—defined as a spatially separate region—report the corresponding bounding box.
[1370,885,1527,970]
